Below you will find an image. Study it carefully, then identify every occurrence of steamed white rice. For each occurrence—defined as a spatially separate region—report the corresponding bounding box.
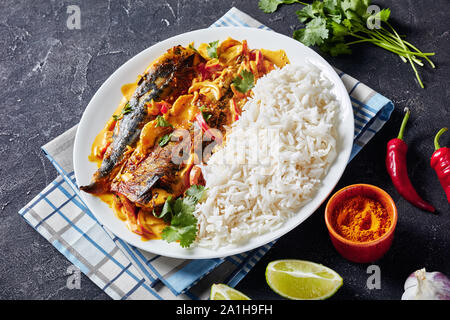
[194,63,339,248]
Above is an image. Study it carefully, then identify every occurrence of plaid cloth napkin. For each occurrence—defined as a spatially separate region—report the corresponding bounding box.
[18,7,394,300]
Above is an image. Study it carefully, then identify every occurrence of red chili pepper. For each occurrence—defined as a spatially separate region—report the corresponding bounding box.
[430,128,450,203]
[386,108,435,212]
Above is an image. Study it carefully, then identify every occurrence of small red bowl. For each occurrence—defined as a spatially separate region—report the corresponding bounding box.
[324,184,398,263]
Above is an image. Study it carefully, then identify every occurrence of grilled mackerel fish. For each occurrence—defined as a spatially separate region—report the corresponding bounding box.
[80,46,195,194]
[111,141,183,207]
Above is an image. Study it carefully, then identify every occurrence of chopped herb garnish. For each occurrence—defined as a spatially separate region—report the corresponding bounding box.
[158,133,172,147]
[206,40,219,59]
[123,103,133,114]
[188,44,199,53]
[161,185,205,248]
[199,105,212,123]
[155,115,173,128]
[232,70,255,93]
[112,103,133,120]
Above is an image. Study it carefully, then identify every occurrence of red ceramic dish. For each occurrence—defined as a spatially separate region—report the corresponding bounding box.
[324,184,398,263]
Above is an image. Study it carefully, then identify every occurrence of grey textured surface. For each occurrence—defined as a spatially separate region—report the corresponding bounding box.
[0,0,449,300]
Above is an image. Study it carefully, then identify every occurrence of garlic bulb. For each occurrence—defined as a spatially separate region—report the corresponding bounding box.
[402,268,450,300]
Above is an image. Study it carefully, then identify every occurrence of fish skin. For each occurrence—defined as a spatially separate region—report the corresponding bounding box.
[81,46,195,194]
[110,141,180,206]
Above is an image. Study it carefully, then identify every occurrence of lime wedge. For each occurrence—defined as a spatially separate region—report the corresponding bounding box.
[266,260,343,300]
[210,284,251,300]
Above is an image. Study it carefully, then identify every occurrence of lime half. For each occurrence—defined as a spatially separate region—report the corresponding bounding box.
[210,284,251,300]
[266,260,343,300]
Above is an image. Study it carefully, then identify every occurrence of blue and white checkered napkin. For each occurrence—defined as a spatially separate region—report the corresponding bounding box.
[18,7,394,300]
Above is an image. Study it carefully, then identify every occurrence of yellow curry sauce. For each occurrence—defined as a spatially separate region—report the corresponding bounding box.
[87,38,289,241]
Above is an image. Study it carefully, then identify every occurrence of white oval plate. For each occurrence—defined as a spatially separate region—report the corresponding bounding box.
[74,27,353,259]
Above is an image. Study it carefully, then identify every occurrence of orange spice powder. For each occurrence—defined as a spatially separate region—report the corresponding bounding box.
[331,195,392,242]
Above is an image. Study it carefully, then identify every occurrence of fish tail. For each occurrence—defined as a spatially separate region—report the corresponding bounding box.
[80,178,109,195]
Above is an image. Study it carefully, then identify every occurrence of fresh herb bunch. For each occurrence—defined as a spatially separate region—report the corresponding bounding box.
[156,185,205,248]
[258,0,435,88]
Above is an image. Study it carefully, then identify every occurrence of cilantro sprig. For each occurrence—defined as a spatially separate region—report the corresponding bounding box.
[159,185,205,248]
[259,0,435,88]
[206,40,219,59]
[232,70,255,93]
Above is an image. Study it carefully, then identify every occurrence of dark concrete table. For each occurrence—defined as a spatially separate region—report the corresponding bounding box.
[1,0,449,300]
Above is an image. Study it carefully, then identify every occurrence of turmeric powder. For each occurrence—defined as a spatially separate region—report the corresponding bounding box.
[331,195,391,242]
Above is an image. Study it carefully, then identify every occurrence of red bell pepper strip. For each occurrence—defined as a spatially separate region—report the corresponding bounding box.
[230,98,240,121]
[249,49,265,74]
[195,112,216,141]
[100,141,111,157]
[197,62,223,81]
[154,101,170,114]
[430,128,450,203]
[159,103,169,114]
[386,108,435,212]
[195,112,210,132]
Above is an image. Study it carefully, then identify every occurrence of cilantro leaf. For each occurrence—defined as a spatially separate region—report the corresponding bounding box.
[160,185,206,248]
[112,103,133,120]
[206,40,219,59]
[173,197,196,216]
[258,0,305,14]
[296,5,317,23]
[293,17,329,46]
[185,185,205,203]
[153,196,173,223]
[374,8,390,23]
[162,224,197,248]
[199,106,212,123]
[331,21,350,37]
[232,70,255,93]
[155,115,173,128]
[158,133,172,147]
[258,0,283,13]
